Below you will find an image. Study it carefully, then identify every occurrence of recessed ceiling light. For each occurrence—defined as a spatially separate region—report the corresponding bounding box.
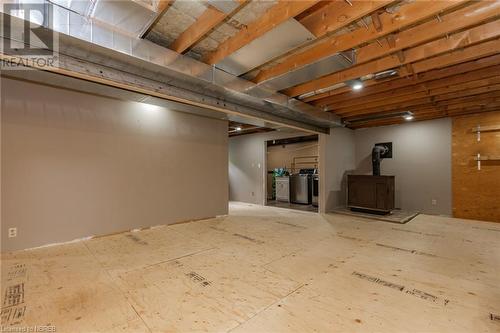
[403,114,414,121]
[352,82,363,90]
[235,126,242,131]
[346,79,363,91]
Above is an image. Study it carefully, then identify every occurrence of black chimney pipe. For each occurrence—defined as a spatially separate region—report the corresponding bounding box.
[372,145,388,176]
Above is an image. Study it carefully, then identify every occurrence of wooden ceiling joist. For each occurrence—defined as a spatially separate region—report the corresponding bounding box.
[336,79,500,117]
[297,0,393,38]
[354,1,500,66]
[348,106,500,129]
[323,66,500,110]
[346,103,500,129]
[252,0,466,85]
[431,82,500,103]
[339,81,500,117]
[411,103,500,118]
[201,0,321,65]
[311,54,500,105]
[410,39,500,74]
[349,107,500,129]
[341,90,500,119]
[344,92,500,120]
[342,95,500,122]
[284,35,500,97]
[169,1,247,54]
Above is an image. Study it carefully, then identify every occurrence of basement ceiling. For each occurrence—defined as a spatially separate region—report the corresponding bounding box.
[146,0,278,60]
[3,0,499,129]
[141,0,500,128]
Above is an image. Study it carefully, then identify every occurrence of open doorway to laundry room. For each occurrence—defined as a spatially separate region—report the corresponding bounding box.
[265,135,319,213]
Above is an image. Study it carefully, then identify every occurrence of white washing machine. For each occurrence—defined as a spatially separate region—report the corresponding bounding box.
[275,176,290,202]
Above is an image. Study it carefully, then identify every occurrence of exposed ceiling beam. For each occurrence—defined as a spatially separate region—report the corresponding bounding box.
[294,1,332,23]
[297,0,393,38]
[339,80,500,116]
[252,0,466,85]
[140,0,175,38]
[169,1,247,54]
[410,39,500,74]
[201,0,321,65]
[345,93,500,119]
[311,54,500,104]
[411,103,500,118]
[343,92,500,119]
[341,90,500,118]
[322,65,500,109]
[356,2,500,66]
[348,107,500,129]
[346,104,500,128]
[285,32,500,98]
[0,51,329,133]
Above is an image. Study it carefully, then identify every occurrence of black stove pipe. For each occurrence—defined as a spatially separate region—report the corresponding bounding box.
[372,145,388,176]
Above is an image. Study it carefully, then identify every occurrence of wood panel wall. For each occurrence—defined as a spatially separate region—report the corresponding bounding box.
[452,111,500,222]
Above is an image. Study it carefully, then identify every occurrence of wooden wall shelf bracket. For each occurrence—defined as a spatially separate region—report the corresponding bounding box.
[474,154,500,161]
[472,124,500,142]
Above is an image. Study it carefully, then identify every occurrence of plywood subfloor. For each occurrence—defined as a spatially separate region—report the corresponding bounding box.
[1,202,500,332]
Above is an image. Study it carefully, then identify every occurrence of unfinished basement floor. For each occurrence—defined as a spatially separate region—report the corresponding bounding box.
[1,203,499,332]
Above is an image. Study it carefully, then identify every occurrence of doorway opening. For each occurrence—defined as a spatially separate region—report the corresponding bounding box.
[265,135,319,213]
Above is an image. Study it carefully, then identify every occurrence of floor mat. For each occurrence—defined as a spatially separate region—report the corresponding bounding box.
[330,207,419,224]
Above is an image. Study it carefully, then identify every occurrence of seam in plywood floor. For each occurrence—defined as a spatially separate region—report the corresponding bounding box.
[1,202,499,332]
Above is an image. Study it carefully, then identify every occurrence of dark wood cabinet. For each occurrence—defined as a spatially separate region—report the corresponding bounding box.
[347,175,395,214]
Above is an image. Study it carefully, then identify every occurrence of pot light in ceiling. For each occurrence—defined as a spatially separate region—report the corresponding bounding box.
[352,82,363,90]
[346,79,363,91]
[235,126,242,131]
[403,112,414,121]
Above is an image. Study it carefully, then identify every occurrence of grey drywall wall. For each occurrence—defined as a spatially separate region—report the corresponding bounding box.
[1,77,228,251]
[228,118,452,216]
[228,130,310,205]
[319,127,356,212]
[353,118,452,215]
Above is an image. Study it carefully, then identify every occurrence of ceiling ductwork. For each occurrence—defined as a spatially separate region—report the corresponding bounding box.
[215,18,315,77]
[50,0,157,37]
[0,1,342,130]
[253,50,356,92]
[206,0,242,14]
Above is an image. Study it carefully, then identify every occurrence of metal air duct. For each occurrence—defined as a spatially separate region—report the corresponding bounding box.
[0,1,342,129]
[253,50,356,92]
